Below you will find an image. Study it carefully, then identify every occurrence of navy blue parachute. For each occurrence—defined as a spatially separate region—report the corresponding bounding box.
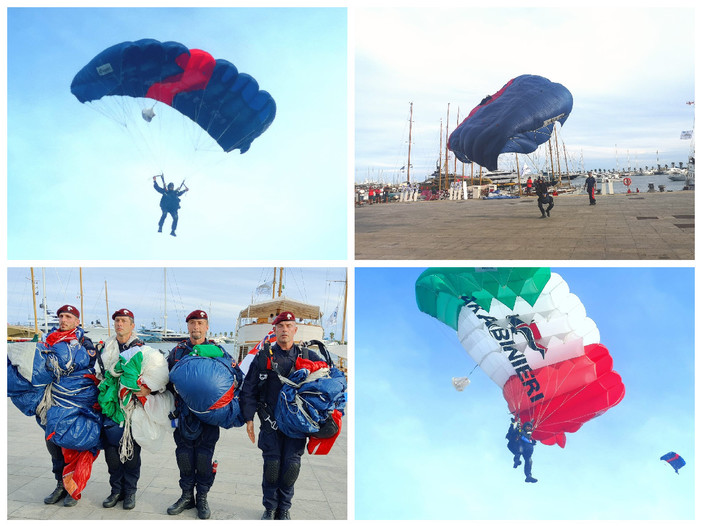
[448,74,573,171]
[71,39,276,154]
[661,452,686,474]
[169,353,245,429]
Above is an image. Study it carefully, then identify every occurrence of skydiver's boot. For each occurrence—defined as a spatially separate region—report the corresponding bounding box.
[261,509,276,520]
[63,493,79,507]
[196,492,211,520]
[170,231,176,237]
[513,456,522,468]
[546,209,550,217]
[102,491,123,508]
[44,480,67,505]
[275,509,291,520]
[525,476,538,483]
[167,489,195,515]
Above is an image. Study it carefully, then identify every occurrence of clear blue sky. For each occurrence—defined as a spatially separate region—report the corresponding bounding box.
[355,6,695,182]
[6,266,348,338]
[355,267,694,520]
[7,7,347,260]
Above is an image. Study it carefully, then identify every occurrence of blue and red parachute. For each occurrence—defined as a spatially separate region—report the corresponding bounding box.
[448,74,573,171]
[71,39,276,154]
[660,452,686,474]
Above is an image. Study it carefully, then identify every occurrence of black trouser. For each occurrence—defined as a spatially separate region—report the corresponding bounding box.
[159,208,179,232]
[104,443,141,495]
[173,424,219,494]
[588,187,596,204]
[508,440,534,477]
[538,199,554,215]
[46,440,65,481]
[258,426,306,512]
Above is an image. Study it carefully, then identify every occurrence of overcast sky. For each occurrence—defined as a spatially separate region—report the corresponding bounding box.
[7,7,347,260]
[355,6,695,183]
[6,266,348,338]
[355,266,694,520]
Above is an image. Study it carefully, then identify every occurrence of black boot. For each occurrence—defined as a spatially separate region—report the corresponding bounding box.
[196,492,211,520]
[261,509,275,520]
[525,475,538,483]
[44,480,67,505]
[167,490,195,515]
[102,492,123,508]
[123,493,136,510]
[63,494,78,507]
[275,509,291,520]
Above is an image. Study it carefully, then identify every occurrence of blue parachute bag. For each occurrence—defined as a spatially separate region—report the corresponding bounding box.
[275,366,348,439]
[170,354,245,429]
[45,373,102,451]
[7,343,54,416]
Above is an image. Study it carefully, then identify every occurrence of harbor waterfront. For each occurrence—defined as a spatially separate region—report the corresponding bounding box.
[355,190,693,260]
[6,399,347,520]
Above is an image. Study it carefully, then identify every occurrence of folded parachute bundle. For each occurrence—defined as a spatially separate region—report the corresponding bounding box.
[169,344,245,429]
[7,330,103,500]
[98,342,174,459]
[274,350,347,454]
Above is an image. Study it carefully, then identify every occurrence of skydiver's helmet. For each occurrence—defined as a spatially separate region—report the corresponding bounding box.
[523,421,534,436]
[167,183,175,190]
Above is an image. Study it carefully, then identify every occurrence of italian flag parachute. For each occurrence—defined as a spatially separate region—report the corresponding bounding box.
[415,267,625,448]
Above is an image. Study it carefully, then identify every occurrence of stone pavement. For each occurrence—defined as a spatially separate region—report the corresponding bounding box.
[6,399,347,520]
[355,191,694,260]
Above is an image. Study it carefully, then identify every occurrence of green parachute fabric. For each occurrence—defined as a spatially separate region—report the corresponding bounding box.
[416,267,625,448]
[415,268,551,330]
[190,344,225,358]
[98,350,145,424]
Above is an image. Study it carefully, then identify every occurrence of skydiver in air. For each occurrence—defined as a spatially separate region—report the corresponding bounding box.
[153,174,188,237]
[506,418,538,483]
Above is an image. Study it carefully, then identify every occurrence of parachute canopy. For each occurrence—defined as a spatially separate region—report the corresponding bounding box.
[70,38,276,154]
[416,267,625,448]
[661,452,686,474]
[448,75,573,171]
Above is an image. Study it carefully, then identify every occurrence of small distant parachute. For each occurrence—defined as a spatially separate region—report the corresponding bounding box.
[448,74,573,171]
[416,267,625,448]
[660,452,686,474]
[452,377,470,391]
[71,38,276,155]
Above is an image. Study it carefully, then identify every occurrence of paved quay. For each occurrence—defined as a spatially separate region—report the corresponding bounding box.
[6,399,347,520]
[355,191,694,260]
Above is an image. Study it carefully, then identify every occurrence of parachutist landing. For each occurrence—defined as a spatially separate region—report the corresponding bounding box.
[506,419,538,483]
[153,176,188,236]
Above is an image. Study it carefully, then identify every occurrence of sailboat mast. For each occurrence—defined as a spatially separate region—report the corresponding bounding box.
[163,268,168,338]
[42,268,48,335]
[79,268,84,327]
[277,268,284,297]
[30,268,39,337]
[341,268,348,343]
[105,280,111,337]
[445,103,450,189]
[406,102,413,184]
[438,118,443,191]
[515,153,523,197]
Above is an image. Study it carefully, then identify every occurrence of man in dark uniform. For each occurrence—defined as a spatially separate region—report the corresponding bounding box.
[585,171,597,205]
[240,311,323,520]
[43,305,97,507]
[153,175,188,236]
[166,310,229,520]
[97,309,148,511]
[506,419,538,483]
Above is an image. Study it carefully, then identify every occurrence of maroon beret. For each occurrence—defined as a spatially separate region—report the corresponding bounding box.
[57,304,80,319]
[272,311,296,325]
[186,310,208,322]
[112,308,135,320]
